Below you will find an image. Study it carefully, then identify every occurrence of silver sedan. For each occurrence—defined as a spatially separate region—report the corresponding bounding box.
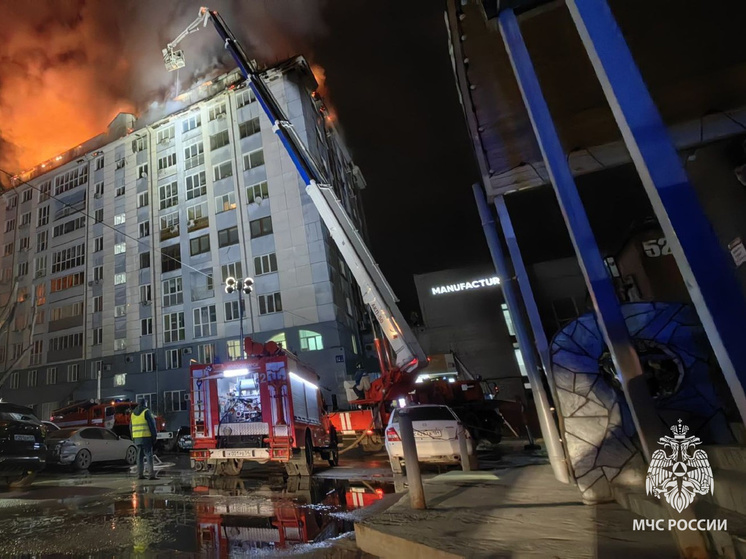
[46,427,138,470]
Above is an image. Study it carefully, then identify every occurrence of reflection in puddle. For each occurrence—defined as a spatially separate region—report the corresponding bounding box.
[0,474,394,557]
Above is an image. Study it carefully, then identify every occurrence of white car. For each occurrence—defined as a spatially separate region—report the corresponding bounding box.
[46,427,138,471]
[384,404,475,474]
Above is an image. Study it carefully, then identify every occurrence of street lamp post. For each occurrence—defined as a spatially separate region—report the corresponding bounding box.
[225,276,254,359]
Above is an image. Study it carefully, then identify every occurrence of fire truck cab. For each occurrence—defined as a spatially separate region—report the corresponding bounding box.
[190,339,339,476]
[51,399,169,440]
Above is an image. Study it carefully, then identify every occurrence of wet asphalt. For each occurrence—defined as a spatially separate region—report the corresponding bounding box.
[0,449,399,558]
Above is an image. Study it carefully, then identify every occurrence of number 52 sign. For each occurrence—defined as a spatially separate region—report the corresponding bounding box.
[642,238,672,258]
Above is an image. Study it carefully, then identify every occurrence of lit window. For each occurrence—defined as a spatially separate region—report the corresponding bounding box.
[226,340,242,361]
[114,273,127,285]
[216,192,236,213]
[114,213,126,225]
[300,330,324,351]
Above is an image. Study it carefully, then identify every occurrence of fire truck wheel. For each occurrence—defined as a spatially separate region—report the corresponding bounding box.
[220,459,243,476]
[305,431,315,475]
[74,449,92,471]
[125,446,137,465]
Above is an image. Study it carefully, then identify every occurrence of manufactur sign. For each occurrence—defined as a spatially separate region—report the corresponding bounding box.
[430,276,500,296]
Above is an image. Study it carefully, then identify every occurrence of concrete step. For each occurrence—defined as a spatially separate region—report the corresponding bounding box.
[706,445,746,474]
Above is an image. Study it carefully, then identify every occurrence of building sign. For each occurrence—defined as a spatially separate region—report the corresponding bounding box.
[431,276,500,296]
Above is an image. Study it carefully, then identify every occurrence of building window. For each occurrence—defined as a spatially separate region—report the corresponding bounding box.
[17,261,28,277]
[164,390,189,412]
[50,302,83,321]
[243,149,265,171]
[132,136,148,152]
[37,230,48,251]
[113,373,127,387]
[137,163,148,178]
[209,103,227,121]
[246,181,269,204]
[213,161,233,182]
[91,361,102,379]
[4,219,15,233]
[254,252,278,276]
[218,226,239,247]
[227,339,242,361]
[9,372,20,390]
[186,171,207,200]
[210,130,230,151]
[115,185,125,197]
[50,333,84,351]
[50,271,85,293]
[137,191,149,208]
[30,340,43,365]
[47,367,58,385]
[140,252,151,269]
[236,88,256,107]
[190,235,210,256]
[53,216,86,238]
[249,217,273,238]
[51,244,85,273]
[161,244,181,273]
[221,262,243,282]
[6,197,16,210]
[268,332,287,349]
[184,141,205,170]
[140,284,152,303]
[238,117,260,139]
[94,181,104,197]
[94,209,104,223]
[114,273,127,285]
[141,318,153,336]
[186,203,208,229]
[37,206,49,227]
[3,243,13,257]
[163,312,185,343]
[27,369,37,387]
[141,353,154,373]
[183,113,201,133]
[159,181,178,209]
[258,292,282,315]
[19,212,31,227]
[216,192,236,213]
[54,167,88,196]
[158,152,177,172]
[198,343,215,364]
[224,300,244,322]
[156,125,175,144]
[93,296,103,312]
[300,329,324,351]
[94,265,104,281]
[67,364,80,382]
[92,328,103,345]
[39,181,51,201]
[139,221,150,238]
[193,305,217,338]
[114,242,126,255]
[114,305,126,318]
[34,256,47,278]
[165,348,182,369]
[136,392,157,408]
[114,339,127,351]
[160,211,180,233]
[21,189,32,203]
[94,236,103,252]
[162,277,183,307]
[114,213,126,226]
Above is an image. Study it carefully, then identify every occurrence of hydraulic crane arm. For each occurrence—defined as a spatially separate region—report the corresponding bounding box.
[165,8,427,373]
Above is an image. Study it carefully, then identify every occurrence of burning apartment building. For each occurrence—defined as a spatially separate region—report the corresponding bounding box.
[0,56,369,427]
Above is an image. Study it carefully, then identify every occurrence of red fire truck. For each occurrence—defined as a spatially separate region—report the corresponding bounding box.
[189,339,339,476]
[51,399,169,440]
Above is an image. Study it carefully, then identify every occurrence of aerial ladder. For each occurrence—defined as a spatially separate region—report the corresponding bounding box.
[164,9,506,452]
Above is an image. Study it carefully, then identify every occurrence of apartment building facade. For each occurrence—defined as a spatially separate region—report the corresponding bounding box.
[0,57,369,428]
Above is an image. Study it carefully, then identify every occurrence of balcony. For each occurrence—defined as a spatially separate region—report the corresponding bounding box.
[160,224,180,242]
[187,216,209,233]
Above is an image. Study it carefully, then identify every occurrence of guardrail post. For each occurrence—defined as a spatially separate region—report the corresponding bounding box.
[398,410,426,509]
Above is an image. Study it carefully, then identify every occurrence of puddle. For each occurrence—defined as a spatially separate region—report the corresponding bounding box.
[0,473,395,557]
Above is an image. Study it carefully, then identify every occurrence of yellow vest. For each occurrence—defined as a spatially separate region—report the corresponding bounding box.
[131,410,151,439]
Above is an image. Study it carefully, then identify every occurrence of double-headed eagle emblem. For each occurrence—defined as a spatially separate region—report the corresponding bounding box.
[646,419,714,513]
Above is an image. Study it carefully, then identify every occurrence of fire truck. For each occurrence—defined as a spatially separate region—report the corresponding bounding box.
[189,339,339,476]
[166,8,504,457]
[51,399,170,441]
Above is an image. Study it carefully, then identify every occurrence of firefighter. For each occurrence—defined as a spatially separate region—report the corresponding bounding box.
[130,398,158,480]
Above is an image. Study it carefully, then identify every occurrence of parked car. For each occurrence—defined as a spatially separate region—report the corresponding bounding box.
[384,404,476,474]
[0,403,47,488]
[42,421,60,433]
[46,427,138,471]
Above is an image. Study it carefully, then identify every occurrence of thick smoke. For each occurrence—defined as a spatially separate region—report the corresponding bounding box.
[0,0,328,173]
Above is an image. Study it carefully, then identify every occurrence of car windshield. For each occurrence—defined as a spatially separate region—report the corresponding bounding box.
[47,428,79,440]
[0,410,41,424]
[393,407,455,423]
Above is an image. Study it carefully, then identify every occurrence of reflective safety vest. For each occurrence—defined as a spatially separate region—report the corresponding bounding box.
[131,410,151,439]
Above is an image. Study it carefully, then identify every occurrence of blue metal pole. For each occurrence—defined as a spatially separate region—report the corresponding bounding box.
[473,184,569,483]
[566,0,746,424]
[498,9,664,459]
[494,195,554,391]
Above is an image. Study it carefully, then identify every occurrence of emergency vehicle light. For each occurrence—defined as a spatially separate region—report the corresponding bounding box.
[289,372,318,390]
[223,368,249,378]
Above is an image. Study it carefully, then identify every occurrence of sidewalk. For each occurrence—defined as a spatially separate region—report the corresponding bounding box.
[355,460,680,559]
